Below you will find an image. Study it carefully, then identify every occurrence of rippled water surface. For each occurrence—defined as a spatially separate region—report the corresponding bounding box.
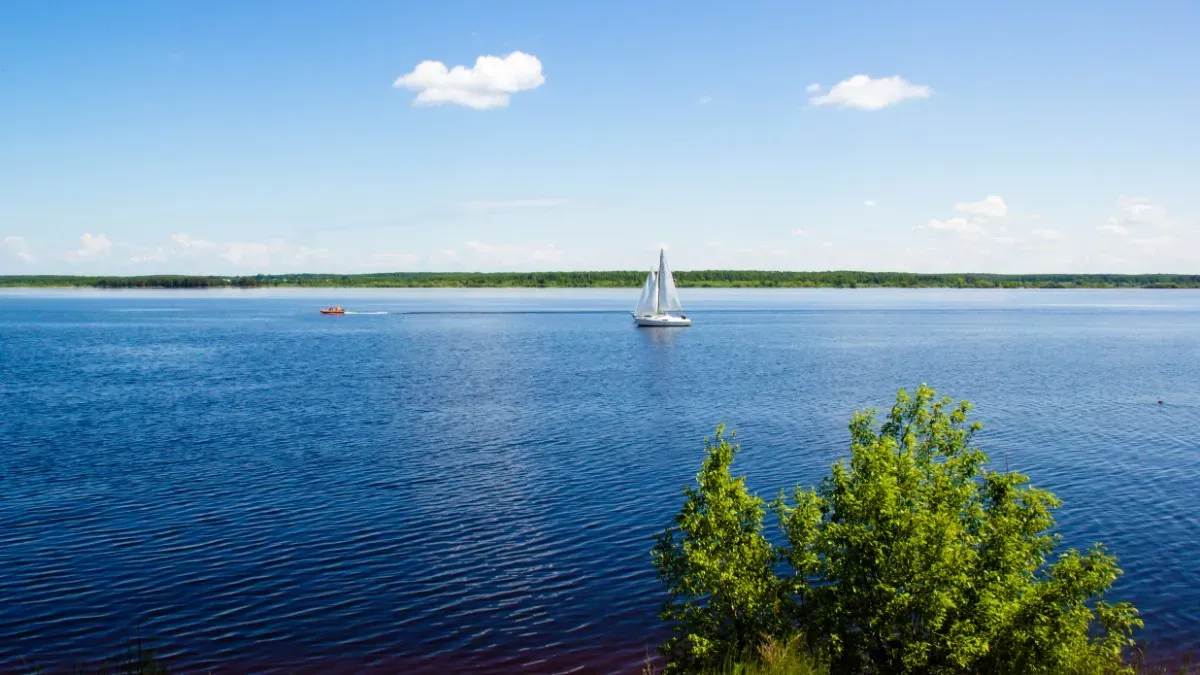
[2,288,1199,673]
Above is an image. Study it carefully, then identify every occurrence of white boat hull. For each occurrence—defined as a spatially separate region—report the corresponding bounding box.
[635,314,692,327]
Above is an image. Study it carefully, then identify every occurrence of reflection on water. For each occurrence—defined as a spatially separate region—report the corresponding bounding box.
[637,325,684,347]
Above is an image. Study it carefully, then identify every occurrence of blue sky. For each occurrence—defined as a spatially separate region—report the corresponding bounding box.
[2,1,1197,274]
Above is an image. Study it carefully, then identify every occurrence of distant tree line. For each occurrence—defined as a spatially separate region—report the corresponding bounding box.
[3,271,1200,289]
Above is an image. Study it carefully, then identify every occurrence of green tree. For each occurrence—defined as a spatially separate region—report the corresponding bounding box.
[652,427,787,673]
[656,386,1141,674]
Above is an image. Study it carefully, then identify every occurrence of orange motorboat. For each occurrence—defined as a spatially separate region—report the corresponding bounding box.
[320,306,345,315]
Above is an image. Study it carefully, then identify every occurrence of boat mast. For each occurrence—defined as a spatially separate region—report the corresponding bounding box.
[657,249,670,317]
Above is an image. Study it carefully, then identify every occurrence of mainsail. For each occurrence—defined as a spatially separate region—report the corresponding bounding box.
[657,250,683,314]
[635,270,658,316]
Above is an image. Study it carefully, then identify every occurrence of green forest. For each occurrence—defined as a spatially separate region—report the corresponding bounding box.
[4,271,1200,289]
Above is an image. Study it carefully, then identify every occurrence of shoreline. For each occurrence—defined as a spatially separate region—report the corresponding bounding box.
[3,271,1200,290]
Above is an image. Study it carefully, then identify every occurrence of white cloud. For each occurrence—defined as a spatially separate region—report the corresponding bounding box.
[864,200,877,207]
[925,217,987,236]
[120,233,328,269]
[461,198,567,211]
[1095,197,1176,241]
[697,95,713,105]
[1031,228,1065,240]
[465,240,562,264]
[805,83,821,94]
[3,236,35,263]
[955,195,1008,218]
[171,233,218,250]
[1108,197,1169,231]
[820,241,833,248]
[921,196,1009,242]
[393,51,545,110]
[68,233,111,260]
[993,236,1017,244]
[809,74,932,110]
[791,228,808,236]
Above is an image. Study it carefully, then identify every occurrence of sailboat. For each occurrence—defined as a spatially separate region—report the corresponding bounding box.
[633,249,691,327]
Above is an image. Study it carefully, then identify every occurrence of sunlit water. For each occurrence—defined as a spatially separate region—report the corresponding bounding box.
[2,288,1198,673]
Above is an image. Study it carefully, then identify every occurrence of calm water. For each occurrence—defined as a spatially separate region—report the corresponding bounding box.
[2,288,1199,673]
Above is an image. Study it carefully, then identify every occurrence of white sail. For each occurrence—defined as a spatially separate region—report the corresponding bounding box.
[634,271,649,313]
[657,250,683,313]
[634,248,690,327]
[635,270,658,316]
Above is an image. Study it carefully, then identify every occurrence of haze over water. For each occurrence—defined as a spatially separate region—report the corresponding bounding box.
[2,288,1198,673]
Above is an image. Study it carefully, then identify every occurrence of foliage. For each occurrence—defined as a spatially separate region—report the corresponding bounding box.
[4,271,1200,289]
[643,636,830,675]
[654,385,1141,674]
[651,427,787,672]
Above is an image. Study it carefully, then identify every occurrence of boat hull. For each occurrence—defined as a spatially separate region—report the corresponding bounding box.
[635,315,691,327]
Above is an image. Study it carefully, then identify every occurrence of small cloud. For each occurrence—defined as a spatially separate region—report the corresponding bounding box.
[864,200,877,207]
[771,249,791,256]
[924,217,986,235]
[993,236,1017,244]
[1108,197,1169,231]
[167,52,184,62]
[460,198,567,211]
[68,233,111,260]
[697,95,713,105]
[3,236,35,263]
[393,51,545,110]
[706,241,723,248]
[820,241,833,248]
[809,74,932,110]
[1099,223,1129,236]
[954,195,1008,218]
[805,83,821,94]
[1031,228,1065,240]
[791,228,808,236]
[171,233,218,250]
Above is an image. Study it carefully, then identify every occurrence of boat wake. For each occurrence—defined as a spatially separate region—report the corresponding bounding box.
[343,311,391,315]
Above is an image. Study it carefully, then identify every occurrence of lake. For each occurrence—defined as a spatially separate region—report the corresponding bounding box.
[2,288,1198,673]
